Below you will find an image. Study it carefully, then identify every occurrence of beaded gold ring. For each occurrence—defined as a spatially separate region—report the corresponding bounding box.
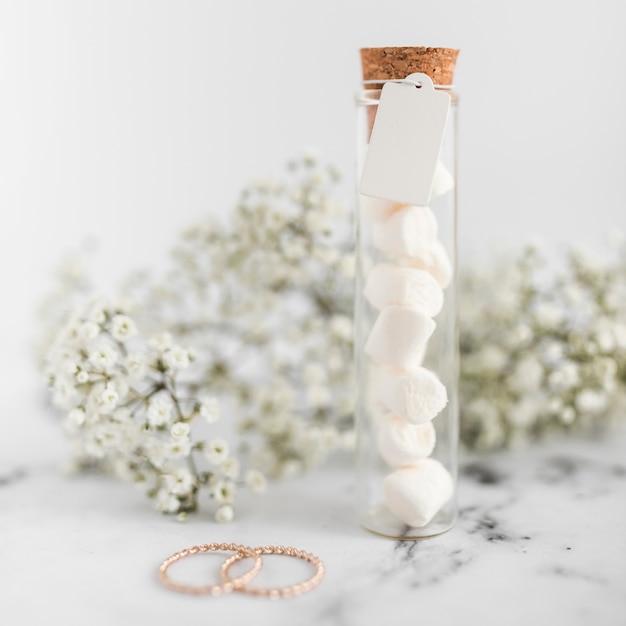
[159,542,262,596]
[221,545,325,599]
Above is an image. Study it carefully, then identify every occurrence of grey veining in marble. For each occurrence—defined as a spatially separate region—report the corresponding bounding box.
[0,467,27,487]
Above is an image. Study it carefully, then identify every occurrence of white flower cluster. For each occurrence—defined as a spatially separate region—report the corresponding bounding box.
[120,155,356,478]
[460,242,626,450]
[45,297,266,521]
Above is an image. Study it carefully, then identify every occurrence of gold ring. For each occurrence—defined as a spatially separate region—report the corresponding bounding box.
[159,542,261,596]
[221,545,325,599]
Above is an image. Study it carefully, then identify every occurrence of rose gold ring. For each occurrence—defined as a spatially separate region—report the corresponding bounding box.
[159,542,261,596]
[221,545,325,599]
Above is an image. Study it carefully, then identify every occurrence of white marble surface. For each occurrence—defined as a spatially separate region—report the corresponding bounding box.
[2,383,626,626]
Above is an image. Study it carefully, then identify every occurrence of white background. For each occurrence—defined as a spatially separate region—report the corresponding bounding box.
[0,0,624,439]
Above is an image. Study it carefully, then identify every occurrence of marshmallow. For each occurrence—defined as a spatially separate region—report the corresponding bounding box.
[373,365,448,424]
[377,413,436,467]
[364,306,435,371]
[363,263,444,317]
[399,240,453,289]
[383,458,454,528]
[429,160,455,201]
[372,205,438,258]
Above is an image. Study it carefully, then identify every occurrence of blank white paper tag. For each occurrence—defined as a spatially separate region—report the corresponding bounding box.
[360,73,450,207]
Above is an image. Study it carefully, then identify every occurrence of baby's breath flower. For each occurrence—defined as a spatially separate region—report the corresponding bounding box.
[112,407,131,422]
[548,362,580,392]
[306,385,331,408]
[124,351,147,380]
[59,356,79,376]
[144,438,167,468]
[508,355,543,393]
[78,321,100,343]
[156,489,180,514]
[475,345,508,374]
[220,457,240,480]
[283,239,307,260]
[212,480,236,504]
[329,315,353,341]
[147,397,173,427]
[87,302,107,325]
[245,469,267,494]
[110,314,137,342]
[326,347,344,373]
[547,397,564,414]
[88,343,118,371]
[163,468,195,496]
[509,397,541,427]
[314,247,339,266]
[199,396,220,424]
[310,170,328,186]
[215,504,234,523]
[575,390,607,415]
[170,422,190,438]
[205,438,229,465]
[148,332,173,352]
[560,407,576,425]
[540,340,564,365]
[163,346,191,371]
[505,323,533,349]
[304,363,325,385]
[64,407,86,433]
[304,210,325,232]
[165,437,192,458]
[75,370,90,384]
[533,302,563,330]
[98,385,119,412]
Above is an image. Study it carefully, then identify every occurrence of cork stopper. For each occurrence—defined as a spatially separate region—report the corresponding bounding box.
[360,46,459,86]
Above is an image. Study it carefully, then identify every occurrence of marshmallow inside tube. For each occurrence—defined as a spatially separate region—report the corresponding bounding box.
[364,306,435,371]
[383,458,454,528]
[373,365,448,424]
[372,205,438,258]
[377,413,436,467]
[363,263,444,317]
[398,240,453,289]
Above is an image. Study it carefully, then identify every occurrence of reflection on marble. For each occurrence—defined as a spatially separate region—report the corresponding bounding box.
[2,423,626,626]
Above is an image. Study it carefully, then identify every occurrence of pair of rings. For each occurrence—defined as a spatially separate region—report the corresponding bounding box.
[159,542,324,599]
